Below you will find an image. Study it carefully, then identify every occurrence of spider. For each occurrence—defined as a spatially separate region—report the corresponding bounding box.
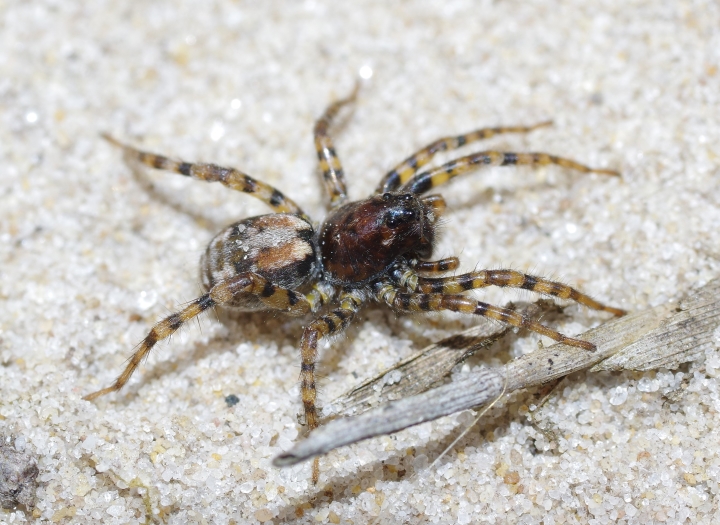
[84,84,625,483]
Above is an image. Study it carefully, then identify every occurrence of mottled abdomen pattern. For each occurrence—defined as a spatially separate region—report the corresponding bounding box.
[201,214,317,309]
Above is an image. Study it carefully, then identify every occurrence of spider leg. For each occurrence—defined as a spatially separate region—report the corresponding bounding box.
[299,291,363,483]
[375,284,596,351]
[400,150,620,195]
[102,134,309,220]
[412,257,460,273]
[83,272,312,401]
[314,82,360,208]
[376,121,553,193]
[303,281,337,312]
[404,268,625,316]
[420,194,448,222]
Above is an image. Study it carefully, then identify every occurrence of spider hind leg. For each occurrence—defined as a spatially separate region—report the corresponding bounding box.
[378,287,597,351]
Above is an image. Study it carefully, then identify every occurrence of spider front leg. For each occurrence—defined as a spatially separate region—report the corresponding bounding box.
[402,150,619,195]
[299,291,363,483]
[314,83,360,208]
[83,273,312,401]
[102,134,309,220]
[375,284,596,351]
[376,122,553,193]
[397,268,625,316]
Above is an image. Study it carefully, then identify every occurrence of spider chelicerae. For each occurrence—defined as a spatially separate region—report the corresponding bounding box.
[85,85,625,483]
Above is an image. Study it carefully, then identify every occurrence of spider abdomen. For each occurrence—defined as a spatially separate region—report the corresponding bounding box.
[201,214,317,309]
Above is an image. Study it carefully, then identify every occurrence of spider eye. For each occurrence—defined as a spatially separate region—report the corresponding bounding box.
[385,207,415,228]
[382,192,392,201]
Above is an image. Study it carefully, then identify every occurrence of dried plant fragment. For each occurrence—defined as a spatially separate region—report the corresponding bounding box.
[329,302,545,417]
[0,438,39,509]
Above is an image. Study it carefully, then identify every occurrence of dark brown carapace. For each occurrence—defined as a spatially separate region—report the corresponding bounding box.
[86,84,625,483]
[320,193,436,284]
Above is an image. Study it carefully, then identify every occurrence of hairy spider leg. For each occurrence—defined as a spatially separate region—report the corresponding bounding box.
[395,268,625,316]
[314,83,360,208]
[299,291,364,483]
[390,256,461,292]
[376,122,553,193]
[83,273,312,401]
[101,134,309,221]
[376,286,596,351]
[400,150,620,195]
[413,257,460,273]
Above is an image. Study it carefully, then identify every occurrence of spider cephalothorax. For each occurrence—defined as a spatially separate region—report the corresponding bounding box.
[86,84,625,483]
[319,192,438,284]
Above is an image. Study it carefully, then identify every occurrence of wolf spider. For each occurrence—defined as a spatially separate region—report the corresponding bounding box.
[85,84,624,483]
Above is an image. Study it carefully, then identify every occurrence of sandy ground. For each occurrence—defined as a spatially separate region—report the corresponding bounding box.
[2,1,720,523]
